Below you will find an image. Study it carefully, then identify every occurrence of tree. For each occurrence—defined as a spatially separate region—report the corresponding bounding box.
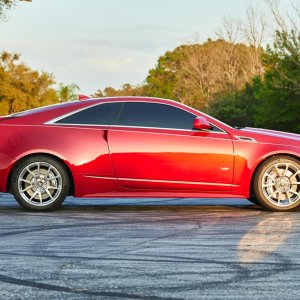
[93,83,146,98]
[57,83,79,102]
[0,51,58,115]
[207,83,260,128]
[253,29,300,133]
[144,39,264,110]
[144,46,187,101]
[0,0,31,20]
[216,5,266,77]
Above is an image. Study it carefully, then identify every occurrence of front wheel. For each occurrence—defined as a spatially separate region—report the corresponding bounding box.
[253,156,300,212]
[11,155,70,211]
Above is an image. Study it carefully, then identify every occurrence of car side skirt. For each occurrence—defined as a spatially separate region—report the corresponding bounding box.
[73,174,248,199]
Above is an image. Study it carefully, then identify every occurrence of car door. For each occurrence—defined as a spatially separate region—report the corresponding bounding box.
[107,102,234,192]
[53,101,123,195]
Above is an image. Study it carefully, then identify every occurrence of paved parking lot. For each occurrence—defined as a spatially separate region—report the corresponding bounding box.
[0,194,299,299]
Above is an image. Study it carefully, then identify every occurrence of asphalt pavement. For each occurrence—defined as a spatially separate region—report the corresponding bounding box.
[0,193,299,299]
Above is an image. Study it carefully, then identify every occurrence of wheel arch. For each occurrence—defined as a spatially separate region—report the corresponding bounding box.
[6,152,75,196]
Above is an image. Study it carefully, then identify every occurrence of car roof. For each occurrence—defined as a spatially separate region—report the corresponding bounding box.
[6,97,196,122]
[1,96,232,131]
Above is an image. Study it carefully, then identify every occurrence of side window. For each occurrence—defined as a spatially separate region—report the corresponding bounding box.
[117,102,196,130]
[56,102,123,125]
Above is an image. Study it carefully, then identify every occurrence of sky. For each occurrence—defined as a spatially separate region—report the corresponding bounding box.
[0,0,263,95]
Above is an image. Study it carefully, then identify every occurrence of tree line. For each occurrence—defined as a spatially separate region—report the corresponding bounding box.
[0,0,299,133]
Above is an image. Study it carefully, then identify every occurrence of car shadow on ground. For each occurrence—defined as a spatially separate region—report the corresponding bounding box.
[0,194,274,213]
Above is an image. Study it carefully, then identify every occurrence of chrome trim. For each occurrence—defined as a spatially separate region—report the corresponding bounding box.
[108,125,227,134]
[107,128,231,140]
[44,102,104,124]
[85,175,237,187]
[45,122,227,134]
[45,100,226,133]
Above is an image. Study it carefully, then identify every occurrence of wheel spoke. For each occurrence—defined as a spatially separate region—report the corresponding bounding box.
[290,170,300,180]
[265,174,275,181]
[263,183,275,188]
[269,189,280,198]
[289,190,300,198]
[38,192,42,204]
[283,164,289,177]
[274,164,281,176]
[287,192,292,204]
[45,189,54,200]
[20,179,31,184]
[45,165,52,177]
[26,167,36,177]
[48,186,59,190]
[17,161,64,207]
[29,191,38,201]
[20,185,33,193]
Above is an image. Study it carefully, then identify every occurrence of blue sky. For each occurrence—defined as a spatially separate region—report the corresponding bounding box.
[0,0,265,94]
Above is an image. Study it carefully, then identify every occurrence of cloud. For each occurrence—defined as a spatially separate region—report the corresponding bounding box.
[131,24,180,32]
[82,57,120,72]
[0,30,173,95]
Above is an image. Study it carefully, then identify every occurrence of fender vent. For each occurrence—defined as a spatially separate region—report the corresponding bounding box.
[236,136,256,142]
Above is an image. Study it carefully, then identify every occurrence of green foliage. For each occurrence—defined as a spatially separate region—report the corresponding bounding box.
[57,83,79,102]
[93,83,146,98]
[144,46,187,100]
[207,84,260,128]
[207,30,300,133]
[253,30,300,133]
[0,51,58,115]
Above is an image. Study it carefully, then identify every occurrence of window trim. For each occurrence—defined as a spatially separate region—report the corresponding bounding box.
[48,102,123,127]
[45,100,226,134]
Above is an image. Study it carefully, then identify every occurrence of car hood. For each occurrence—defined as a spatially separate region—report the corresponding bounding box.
[237,127,300,146]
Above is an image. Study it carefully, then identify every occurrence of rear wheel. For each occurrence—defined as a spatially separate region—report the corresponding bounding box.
[11,155,70,211]
[253,156,300,212]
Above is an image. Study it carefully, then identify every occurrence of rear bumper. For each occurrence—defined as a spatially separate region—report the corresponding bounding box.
[0,153,16,193]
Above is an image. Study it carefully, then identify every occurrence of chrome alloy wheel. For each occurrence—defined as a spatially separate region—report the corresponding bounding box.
[18,162,62,207]
[262,162,300,207]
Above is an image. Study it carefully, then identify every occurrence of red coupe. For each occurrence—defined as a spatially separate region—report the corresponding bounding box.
[0,97,299,211]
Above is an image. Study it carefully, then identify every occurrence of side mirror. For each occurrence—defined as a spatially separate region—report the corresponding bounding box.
[193,117,212,130]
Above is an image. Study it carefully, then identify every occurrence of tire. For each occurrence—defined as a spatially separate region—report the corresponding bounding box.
[253,156,300,212]
[247,197,260,206]
[11,155,70,211]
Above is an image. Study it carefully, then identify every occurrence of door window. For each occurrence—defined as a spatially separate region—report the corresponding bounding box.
[117,102,195,130]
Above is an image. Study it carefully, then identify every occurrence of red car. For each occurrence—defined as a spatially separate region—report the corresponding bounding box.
[0,97,299,211]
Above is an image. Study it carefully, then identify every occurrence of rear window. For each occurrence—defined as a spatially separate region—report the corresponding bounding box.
[56,102,123,125]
